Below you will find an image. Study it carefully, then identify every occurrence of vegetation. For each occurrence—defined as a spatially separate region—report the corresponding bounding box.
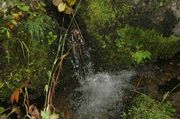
[0,0,179,118]
[125,94,175,119]
[78,0,180,71]
[0,0,60,118]
[0,0,56,98]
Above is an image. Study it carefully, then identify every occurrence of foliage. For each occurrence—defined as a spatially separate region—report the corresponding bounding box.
[78,0,180,71]
[78,0,117,34]
[0,106,5,114]
[52,0,77,14]
[0,0,57,98]
[132,51,151,64]
[78,0,133,71]
[41,108,59,119]
[127,94,175,119]
[84,21,179,71]
[116,26,180,60]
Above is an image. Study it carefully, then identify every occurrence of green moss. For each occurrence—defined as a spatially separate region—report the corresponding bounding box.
[116,26,180,60]
[89,25,180,71]
[127,94,175,119]
[78,0,180,71]
[79,0,116,34]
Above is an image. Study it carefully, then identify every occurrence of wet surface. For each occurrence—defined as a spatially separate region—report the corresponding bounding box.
[54,53,180,119]
[55,71,136,119]
[133,53,180,117]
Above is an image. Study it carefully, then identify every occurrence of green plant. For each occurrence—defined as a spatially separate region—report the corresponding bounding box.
[0,0,56,98]
[132,50,151,64]
[127,94,175,119]
[78,0,180,71]
[0,106,5,114]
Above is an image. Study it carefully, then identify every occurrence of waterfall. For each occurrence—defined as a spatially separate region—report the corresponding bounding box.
[60,28,136,119]
[67,71,135,119]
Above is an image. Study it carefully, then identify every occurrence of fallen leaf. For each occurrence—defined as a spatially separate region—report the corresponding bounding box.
[29,105,40,119]
[10,88,22,104]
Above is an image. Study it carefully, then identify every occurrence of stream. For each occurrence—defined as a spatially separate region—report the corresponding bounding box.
[54,51,180,119]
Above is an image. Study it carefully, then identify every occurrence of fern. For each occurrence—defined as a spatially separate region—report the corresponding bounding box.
[20,13,53,40]
[23,15,44,39]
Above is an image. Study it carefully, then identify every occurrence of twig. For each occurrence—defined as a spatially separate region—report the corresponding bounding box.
[135,73,144,89]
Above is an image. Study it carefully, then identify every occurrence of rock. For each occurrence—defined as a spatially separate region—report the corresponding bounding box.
[171,92,180,114]
[146,79,160,97]
[173,22,180,36]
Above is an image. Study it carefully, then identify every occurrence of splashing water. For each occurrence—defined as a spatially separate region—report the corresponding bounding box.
[64,30,136,118]
[67,70,136,119]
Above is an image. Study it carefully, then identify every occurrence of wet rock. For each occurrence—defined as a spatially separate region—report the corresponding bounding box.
[173,22,180,36]
[171,92,180,114]
[146,79,160,97]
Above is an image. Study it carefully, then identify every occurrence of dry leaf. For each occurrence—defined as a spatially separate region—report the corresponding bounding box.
[29,105,40,119]
[50,113,59,119]
[52,0,62,7]
[58,2,66,12]
[10,88,22,104]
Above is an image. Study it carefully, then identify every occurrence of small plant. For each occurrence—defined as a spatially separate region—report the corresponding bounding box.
[127,94,175,119]
[132,50,151,64]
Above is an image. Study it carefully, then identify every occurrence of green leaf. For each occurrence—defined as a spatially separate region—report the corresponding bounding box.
[0,82,4,89]
[41,109,51,119]
[132,51,151,64]
[0,106,5,113]
[17,3,30,12]
[6,30,11,38]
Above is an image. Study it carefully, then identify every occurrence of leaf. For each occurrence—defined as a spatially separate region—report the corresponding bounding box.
[29,105,40,119]
[41,109,51,119]
[6,30,11,38]
[50,113,59,119]
[132,51,151,64]
[44,84,48,93]
[0,82,4,89]
[17,3,30,12]
[52,0,62,7]
[64,6,73,14]
[66,0,77,7]
[57,2,66,12]
[0,107,5,113]
[10,88,22,104]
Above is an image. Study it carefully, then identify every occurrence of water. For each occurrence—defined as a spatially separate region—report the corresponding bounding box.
[62,29,136,118]
[67,71,136,119]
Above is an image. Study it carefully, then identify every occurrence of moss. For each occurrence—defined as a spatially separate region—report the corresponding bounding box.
[83,24,180,71]
[116,26,180,60]
[127,94,175,119]
[78,0,180,70]
[78,0,133,71]
[0,1,57,98]
[79,0,116,34]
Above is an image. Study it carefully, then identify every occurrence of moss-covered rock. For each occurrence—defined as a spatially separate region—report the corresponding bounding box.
[78,0,180,71]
